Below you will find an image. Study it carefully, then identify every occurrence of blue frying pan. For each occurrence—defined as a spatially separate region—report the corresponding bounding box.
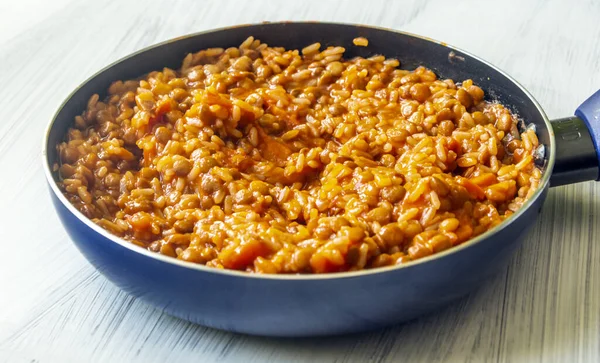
[43,22,600,337]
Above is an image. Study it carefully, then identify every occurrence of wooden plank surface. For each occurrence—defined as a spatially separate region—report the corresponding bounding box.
[0,0,599,361]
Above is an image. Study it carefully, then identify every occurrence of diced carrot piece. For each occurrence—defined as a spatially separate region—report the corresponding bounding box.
[309,253,343,273]
[469,173,497,188]
[219,239,270,270]
[458,177,485,200]
[455,223,473,243]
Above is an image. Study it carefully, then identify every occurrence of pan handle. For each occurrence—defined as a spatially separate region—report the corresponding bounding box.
[550,90,600,187]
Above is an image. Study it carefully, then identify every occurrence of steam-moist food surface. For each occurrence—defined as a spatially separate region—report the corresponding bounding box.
[56,37,543,274]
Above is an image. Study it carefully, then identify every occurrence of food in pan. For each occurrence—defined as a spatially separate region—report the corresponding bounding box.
[56,36,543,273]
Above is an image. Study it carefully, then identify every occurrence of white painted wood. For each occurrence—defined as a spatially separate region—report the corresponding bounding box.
[0,0,599,361]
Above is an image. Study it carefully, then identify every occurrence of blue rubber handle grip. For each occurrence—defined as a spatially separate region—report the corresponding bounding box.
[575,89,600,180]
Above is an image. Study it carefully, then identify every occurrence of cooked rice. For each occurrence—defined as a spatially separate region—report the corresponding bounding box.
[56,37,543,273]
[353,37,369,47]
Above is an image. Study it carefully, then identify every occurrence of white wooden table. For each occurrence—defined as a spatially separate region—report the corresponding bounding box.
[1,0,599,362]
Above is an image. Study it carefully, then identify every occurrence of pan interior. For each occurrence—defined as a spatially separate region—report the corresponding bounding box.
[43,22,554,278]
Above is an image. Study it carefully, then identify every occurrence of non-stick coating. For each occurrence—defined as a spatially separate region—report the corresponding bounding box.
[45,22,552,336]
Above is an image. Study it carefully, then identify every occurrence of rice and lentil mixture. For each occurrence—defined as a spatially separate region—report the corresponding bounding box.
[56,37,543,274]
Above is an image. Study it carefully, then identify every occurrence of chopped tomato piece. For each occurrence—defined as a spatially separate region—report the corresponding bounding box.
[256,126,292,165]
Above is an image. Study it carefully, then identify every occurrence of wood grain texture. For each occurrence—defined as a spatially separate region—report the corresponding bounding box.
[0,0,599,361]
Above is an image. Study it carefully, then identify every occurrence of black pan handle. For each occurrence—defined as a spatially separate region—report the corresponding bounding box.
[550,90,600,187]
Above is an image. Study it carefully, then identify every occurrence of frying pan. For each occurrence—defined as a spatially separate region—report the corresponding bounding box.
[42,22,600,337]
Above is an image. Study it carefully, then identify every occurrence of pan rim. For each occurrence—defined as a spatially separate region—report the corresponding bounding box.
[42,21,556,281]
